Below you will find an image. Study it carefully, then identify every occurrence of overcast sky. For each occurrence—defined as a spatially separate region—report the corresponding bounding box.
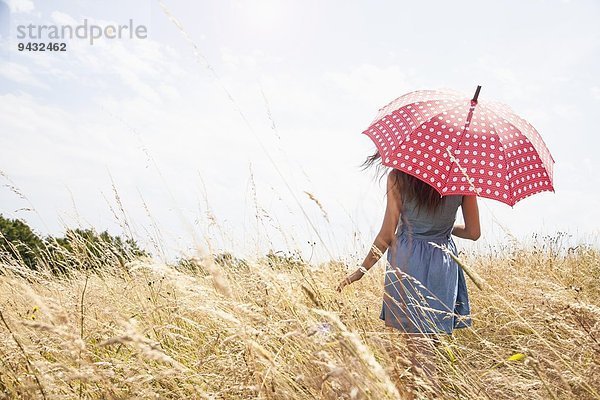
[1,0,599,264]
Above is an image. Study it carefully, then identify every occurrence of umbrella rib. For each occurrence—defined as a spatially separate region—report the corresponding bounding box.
[402,101,469,145]
[390,101,472,195]
[463,103,515,204]
[428,102,482,196]
[483,102,556,165]
[380,99,475,197]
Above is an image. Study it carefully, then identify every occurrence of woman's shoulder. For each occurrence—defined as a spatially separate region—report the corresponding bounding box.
[443,194,463,201]
[441,194,464,209]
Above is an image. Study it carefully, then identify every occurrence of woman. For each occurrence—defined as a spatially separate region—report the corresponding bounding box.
[336,150,481,397]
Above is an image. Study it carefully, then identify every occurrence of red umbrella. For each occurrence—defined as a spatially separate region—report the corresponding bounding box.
[361,85,555,206]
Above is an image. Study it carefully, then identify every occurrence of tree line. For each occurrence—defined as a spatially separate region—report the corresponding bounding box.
[0,214,309,275]
[0,214,146,274]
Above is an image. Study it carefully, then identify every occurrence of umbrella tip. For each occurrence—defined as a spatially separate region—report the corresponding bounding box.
[472,85,482,102]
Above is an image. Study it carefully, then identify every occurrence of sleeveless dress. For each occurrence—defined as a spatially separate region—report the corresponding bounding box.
[379,194,472,334]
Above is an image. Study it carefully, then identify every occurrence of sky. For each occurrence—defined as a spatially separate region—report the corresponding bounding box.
[0,0,599,264]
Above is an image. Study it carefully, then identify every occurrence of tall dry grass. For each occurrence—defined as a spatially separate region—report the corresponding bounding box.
[3,3,595,398]
[0,230,598,399]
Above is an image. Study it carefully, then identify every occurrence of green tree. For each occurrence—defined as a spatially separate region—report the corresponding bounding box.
[175,251,249,276]
[45,228,148,273]
[0,214,44,269]
[1,215,148,274]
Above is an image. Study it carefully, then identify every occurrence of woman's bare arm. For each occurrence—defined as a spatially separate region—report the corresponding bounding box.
[452,195,481,240]
[359,171,402,271]
[336,170,403,292]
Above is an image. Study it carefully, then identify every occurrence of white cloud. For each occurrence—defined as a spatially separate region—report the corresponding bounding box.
[219,46,283,72]
[5,0,34,13]
[0,61,48,88]
[324,63,417,106]
[50,10,77,25]
[474,55,544,102]
[552,103,583,120]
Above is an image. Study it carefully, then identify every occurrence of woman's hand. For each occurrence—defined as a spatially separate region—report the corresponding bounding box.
[336,269,364,292]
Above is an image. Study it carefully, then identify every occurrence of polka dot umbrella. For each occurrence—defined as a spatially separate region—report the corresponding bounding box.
[361,85,555,206]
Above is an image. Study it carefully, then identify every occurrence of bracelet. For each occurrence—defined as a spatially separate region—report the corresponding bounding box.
[358,266,368,274]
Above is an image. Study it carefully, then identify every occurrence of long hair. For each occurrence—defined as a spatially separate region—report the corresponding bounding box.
[360,149,446,213]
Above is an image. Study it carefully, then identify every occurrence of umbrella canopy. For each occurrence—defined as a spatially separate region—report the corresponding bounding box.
[362,86,555,206]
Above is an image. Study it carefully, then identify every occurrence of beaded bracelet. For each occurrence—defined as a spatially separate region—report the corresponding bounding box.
[358,266,368,274]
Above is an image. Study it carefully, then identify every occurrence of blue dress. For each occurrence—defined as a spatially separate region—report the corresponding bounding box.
[379,194,472,334]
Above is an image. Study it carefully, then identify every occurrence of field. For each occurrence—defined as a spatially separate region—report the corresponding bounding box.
[0,232,599,399]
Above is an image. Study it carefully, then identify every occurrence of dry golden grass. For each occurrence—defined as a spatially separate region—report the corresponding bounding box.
[0,232,598,399]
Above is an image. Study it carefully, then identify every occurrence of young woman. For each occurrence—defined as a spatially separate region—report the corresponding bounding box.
[336,151,481,397]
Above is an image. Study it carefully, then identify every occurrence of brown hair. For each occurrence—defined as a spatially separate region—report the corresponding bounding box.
[360,149,446,213]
